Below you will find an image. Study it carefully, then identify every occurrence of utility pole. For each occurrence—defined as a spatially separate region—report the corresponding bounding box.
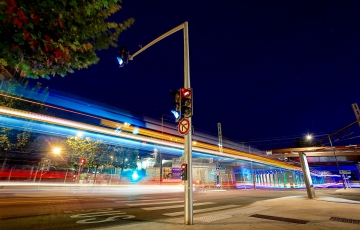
[218,123,223,153]
[328,135,346,189]
[351,103,360,126]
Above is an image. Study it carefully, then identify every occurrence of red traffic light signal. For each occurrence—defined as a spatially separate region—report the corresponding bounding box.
[181,88,193,118]
[79,158,86,165]
[181,88,191,98]
[181,163,187,181]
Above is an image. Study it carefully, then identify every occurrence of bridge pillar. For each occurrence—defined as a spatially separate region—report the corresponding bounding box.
[273,173,277,186]
[270,173,274,186]
[299,152,316,199]
[257,174,261,185]
[277,173,281,186]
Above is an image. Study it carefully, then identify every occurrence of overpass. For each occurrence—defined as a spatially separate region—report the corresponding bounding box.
[265,146,360,167]
[0,105,300,171]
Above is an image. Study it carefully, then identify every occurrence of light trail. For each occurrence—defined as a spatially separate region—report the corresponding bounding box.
[0,106,300,170]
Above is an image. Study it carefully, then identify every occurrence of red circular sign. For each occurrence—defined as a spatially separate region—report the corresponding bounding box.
[178,118,190,135]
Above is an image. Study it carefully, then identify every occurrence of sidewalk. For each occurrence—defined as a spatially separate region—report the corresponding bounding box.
[90,188,360,230]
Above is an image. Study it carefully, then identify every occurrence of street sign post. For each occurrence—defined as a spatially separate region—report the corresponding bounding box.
[178,118,190,135]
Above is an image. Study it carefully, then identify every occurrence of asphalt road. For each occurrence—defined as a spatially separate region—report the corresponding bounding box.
[0,188,359,230]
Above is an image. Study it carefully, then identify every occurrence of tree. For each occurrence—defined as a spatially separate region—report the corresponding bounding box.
[65,136,97,163]
[65,136,112,169]
[0,0,134,79]
[0,79,49,154]
[112,146,138,171]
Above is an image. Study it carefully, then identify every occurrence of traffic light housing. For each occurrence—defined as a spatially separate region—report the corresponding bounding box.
[117,46,127,67]
[181,163,187,181]
[181,88,193,118]
[170,89,182,122]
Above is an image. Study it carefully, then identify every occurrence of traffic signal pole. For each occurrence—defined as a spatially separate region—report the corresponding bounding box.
[128,22,193,225]
[183,22,193,225]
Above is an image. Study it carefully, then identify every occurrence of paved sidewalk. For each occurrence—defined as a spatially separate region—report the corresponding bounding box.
[90,188,360,230]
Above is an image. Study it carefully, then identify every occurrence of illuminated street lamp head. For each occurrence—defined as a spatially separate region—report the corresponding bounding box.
[76,131,83,138]
[306,134,312,140]
[53,147,61,155]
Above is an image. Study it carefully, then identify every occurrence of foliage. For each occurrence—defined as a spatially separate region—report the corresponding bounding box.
[0,0,134,79]
[65,136,101,164]
[66,137,139,169]
[65,136,138,171]
[0,80,49,153]
[0,80,49,110]
[112,145,138,170]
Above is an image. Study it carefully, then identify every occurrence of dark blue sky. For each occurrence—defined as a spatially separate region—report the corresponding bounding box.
[38,0,360,149]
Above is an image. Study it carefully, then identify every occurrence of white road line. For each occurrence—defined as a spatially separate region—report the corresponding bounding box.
[70,211,127,218]
[113,198,180,203]
[126,200,186,206]
[142,202,214,211]
[163,205,241,216]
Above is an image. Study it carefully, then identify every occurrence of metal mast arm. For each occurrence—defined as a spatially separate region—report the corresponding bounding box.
[128,23,185,61]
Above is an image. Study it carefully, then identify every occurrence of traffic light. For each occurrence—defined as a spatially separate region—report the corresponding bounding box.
[117,46,127,67]
[181,88,193,118]
[170,89,182,122]
[181,163,187,181]
[79,158,86,165]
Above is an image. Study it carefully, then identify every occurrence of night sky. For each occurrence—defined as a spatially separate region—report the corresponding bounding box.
[37,0,360,150]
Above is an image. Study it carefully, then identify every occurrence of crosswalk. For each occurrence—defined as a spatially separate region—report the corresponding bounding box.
[116,197,241,217]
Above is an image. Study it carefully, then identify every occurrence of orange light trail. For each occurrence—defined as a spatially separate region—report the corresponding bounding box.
[0,106,300,170]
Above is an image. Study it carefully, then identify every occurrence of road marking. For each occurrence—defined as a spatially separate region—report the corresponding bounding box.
[114,198,180,203]
[70,211,127,218]
[126,200,188,206]
[64,208,114,214]
[163,205,241,216]
[67,209,136,224]
[76,215,135,224]
[143,202,214,211]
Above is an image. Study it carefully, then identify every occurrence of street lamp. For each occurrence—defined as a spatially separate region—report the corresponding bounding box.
[306,134,312,141]
[308,134,346,190]
[306,134,312,146]
[53,147,61,155]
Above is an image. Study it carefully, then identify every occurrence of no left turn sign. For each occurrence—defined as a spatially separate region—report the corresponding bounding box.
[178,118,190,135]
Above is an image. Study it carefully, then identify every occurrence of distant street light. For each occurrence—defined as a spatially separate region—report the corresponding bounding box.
[53,147,61,155]
[308,134,346,190]
[305,134,312,147]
